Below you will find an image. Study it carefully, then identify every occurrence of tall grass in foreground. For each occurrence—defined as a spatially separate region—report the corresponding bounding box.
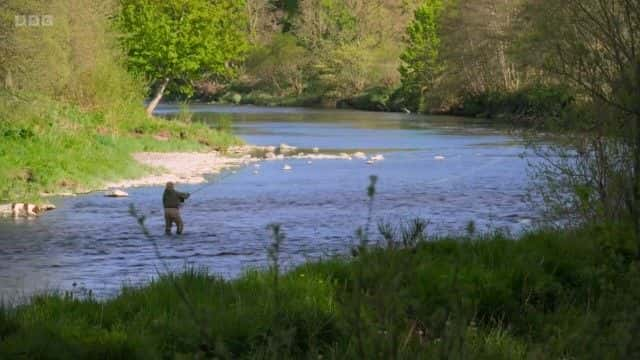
[1,180,639,358]
[0,225,638,358]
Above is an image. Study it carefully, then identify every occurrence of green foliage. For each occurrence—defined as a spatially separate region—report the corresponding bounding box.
[451,85,574,123]
[228,0,410,108]
[337,87,400,112]
[245,34,308,95]
[116,0,249,96]
[398,0,446,112]
[0,0,145,114]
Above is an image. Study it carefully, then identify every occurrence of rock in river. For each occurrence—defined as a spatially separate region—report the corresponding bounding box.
[105,189,129,198]
[0,203,56,218]
[278,143,297,154]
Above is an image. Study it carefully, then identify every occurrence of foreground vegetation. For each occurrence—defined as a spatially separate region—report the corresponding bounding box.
[0,221,638,359]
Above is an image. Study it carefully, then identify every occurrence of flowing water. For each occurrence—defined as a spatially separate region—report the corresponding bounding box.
[0,105,539,299]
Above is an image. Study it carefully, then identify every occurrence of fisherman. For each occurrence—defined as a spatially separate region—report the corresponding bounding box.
[163,182,190,235]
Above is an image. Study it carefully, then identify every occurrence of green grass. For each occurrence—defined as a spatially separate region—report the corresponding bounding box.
[1,222,638,359]
[0,92,241,202]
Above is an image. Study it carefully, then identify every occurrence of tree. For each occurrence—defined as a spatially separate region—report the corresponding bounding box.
[398,0,445,112]
[245,34,308,95]
[0,0,142,115]
[246,0,283,45]
[525,0,640,255]
[116,0,249,116]
[291,0,411,102]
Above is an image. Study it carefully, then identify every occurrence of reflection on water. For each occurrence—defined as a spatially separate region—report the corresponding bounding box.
[0,105,536,299]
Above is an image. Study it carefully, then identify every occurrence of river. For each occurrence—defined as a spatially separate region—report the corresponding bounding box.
[0,105,538,299]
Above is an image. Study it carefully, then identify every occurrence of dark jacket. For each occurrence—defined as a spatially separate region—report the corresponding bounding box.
[163,189,189,209]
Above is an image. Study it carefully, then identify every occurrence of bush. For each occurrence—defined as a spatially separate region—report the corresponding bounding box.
[450,85,575,124]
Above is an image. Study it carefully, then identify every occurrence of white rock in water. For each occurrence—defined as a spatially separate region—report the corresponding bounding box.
[371,154,384,161]
[39,204,56,211]
[2,203,56,217]
[26,204,38,216]
[279,143,297,153]
[0,204,12,217]
[353,152,367,160]
[366,159,375,165]
[11,203,35,217]
[283,164,292,171]
[105,189,129,198]
[434,155,446,161]
[307,160,313,164]
[253,163,261,168]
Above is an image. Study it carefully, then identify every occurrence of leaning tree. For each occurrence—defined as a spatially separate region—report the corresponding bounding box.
[117,0,249,116]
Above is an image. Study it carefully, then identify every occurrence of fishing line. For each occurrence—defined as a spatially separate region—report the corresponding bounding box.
[181,168,240,209]
[183,154,508,210]
[422,156,506,186]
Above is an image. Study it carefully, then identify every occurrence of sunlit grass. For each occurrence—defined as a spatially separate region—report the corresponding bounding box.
[0,92,241,202]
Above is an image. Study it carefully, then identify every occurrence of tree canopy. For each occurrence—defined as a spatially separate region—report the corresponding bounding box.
[398,0,445,112]
[116,0,249,115]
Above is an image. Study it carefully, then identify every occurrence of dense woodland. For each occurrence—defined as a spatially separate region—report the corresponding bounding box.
[160,0,576,118]
[0,1,630,120]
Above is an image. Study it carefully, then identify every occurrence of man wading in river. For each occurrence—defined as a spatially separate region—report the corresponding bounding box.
[163,182,190,235]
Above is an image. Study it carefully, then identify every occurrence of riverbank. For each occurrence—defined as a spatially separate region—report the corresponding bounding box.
[104,146,387,189]
[189,83,575,128]
[0,222,636,358]
[103,149,257,189]
[0,93,241,204]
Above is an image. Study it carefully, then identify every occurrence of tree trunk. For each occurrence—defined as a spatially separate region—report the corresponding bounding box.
[634,114,640,259]
[146,78,170,117]
[4,69,13,89]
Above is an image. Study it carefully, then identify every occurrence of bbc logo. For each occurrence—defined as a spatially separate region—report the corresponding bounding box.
[15,15,54,27]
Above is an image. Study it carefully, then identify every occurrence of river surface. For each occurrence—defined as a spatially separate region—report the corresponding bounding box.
[0,105,538,299]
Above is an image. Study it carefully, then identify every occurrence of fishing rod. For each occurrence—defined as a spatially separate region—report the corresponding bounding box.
[189,169,237,195]
[179,168,243,210]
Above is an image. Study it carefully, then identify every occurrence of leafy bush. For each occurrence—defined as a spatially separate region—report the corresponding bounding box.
[451,85,574,124]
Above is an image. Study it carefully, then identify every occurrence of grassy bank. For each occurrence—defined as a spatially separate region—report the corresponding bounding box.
[0,92,240,203]
[0,221,637,359]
